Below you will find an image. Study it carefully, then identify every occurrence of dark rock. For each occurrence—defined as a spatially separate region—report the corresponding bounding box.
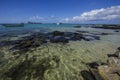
[73,25,81,28]
[101,33,110,35]
[82,36,95,41]
[114,51,120,58]
[86,62,99,69]
[11,35,47,52]
[92,25,120,29]
[115,30,119,32]
[81,70,96,80]
[117,47,120,51]
[2,23,24,27]
[76,31,89,33]
[91,35,100,40]
[0,40,21,47]
[64,32,74,37]
[0,31,101,53]
[70,32,83,41]
[52,31,64,36]
[107,54,117,57]
[50,36,68,43]
[108,47,120,58]
[86,47,120,80]
[0,34,8,37]
[31,32,45,37]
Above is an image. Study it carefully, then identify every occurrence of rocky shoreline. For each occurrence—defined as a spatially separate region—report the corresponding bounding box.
[82,47,120,80]
[92,24,120,29]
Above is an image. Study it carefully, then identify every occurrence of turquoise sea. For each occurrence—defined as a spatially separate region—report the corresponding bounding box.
[0,23,78,37]
[0,23,120,80]
[0,23,89,41]
[0,23,78,33]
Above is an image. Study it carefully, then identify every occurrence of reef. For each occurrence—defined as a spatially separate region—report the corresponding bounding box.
[73,25,81,28]
[92,24,120,29]
[0,31,101,53]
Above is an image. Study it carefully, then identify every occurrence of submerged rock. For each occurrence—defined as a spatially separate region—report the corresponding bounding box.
[108,47,120,58]
[70,32,83,41]
[101,33,111,35]
[64,32,74,37]
[48,31,100,42]
[0,31,101,53]
[114,51,120,59]
[91,35,100,40]
[11,35,47,52]
[52,31,64,36]
[73,25,81,28]
[82,35,100,41]
[81,70,96,80]
[117,47,120,51]
[87,62,100,69]
[50,36,68,43]
[76,30,89,33]
[83,36,95,41]
[92,24,120,29]
[0,40,21,47]
[115,30,119,32]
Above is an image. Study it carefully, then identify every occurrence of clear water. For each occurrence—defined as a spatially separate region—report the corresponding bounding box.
[0,23,78,36]
[0,23,120,41]
[0,23,120,80]
[0,23,78,32]
[0,23,78,41]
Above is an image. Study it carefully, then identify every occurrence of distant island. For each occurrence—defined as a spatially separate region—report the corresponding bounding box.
[1,23,24,27]
[28,21,42,24]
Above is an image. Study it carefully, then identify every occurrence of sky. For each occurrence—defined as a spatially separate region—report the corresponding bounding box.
[0,0,120,24]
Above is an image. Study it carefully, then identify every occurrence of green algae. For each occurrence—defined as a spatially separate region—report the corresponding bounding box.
[2,54,60,80]
[0,33,120,80]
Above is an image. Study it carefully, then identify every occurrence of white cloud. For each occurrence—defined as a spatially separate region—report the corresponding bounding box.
[29,15,56,21]
[29,16,45,20]
[50,15,55,19]
[62,5,120,22]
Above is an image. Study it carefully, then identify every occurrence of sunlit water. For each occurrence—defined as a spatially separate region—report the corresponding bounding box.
[0,23,120,80]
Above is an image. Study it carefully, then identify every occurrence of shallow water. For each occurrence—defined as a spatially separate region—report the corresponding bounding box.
[0,24,120,80]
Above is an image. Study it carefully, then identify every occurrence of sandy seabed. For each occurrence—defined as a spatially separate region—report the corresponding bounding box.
[0,28,120,80]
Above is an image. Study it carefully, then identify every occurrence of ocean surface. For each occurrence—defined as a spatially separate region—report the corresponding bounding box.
[0,23,120,80]
[0,23,90,41]
[0,23,118,41]
[0,24,78,39]
[0,23,79,33]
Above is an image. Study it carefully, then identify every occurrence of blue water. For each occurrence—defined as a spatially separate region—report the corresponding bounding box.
[0,23,80,33]
[0,23,82,39]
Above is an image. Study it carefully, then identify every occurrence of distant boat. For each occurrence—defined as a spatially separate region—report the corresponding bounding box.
[28,21,42,24]
[57,22,62,25]
[2,23,24,27]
